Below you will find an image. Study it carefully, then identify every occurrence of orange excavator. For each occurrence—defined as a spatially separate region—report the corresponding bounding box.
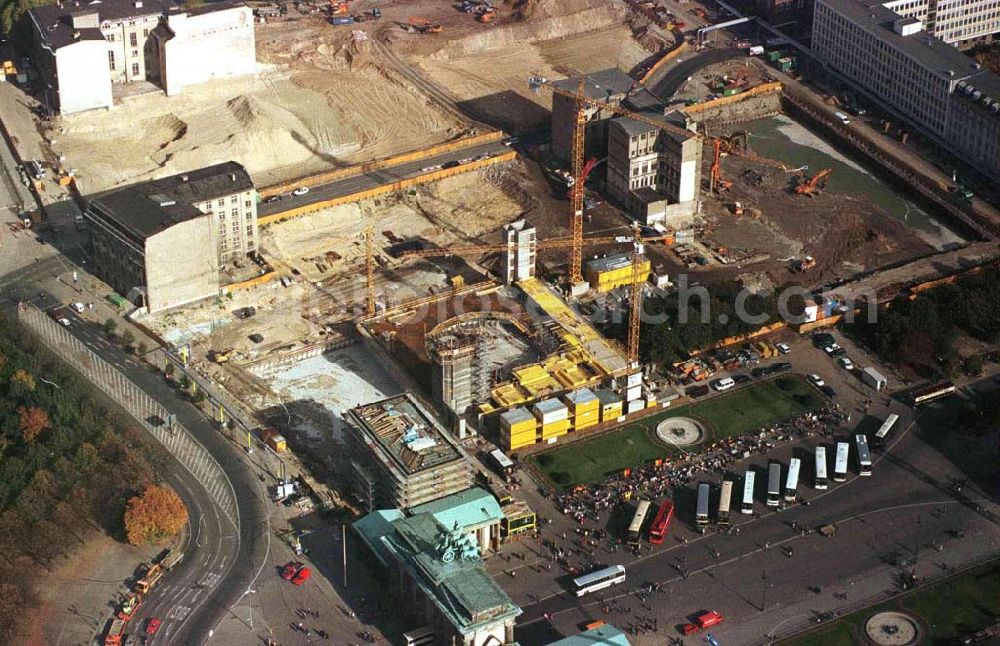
[710,139,733,193]
[794,168,832,196]
[408,16,443,33]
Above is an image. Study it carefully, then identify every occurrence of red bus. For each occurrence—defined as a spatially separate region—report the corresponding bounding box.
[647,500,674,545]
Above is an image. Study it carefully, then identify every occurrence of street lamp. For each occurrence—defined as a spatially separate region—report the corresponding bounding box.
[242,586,257,630]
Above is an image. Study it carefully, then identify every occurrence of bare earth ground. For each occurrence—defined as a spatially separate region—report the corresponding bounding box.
[23,533,150,646]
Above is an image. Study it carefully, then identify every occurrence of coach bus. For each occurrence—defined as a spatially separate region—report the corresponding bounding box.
[783,457,801,502]
[695,483,711,525]
[717,481,734,526]
[741,470,755,514]
[911,381,956,406]
[627,500,651,545]
[872,413,899,450]
[573,565,626,597]
[766,463,782,507]
[833,442,850,482]
[814,446,828,490]
[648,499,675,545]
[855,434,872,476]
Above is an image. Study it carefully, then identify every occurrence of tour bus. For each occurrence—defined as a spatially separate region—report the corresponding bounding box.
[488,449,515,477]
[872,413,899,450]
[696,483,711,525]
[741,470,755,514]
[627,500,651,545]
[783,457,801,502]
[834,442,850,482]
[911,381,956,406]
[855,434,872,476]
[814,446,828,490]
[766,463,782,507]
[573,565,626,597]
[718,480,734,526]
[403,626,435,646]
[648,499,675,545]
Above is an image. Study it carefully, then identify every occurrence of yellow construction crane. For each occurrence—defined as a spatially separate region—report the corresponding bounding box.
[626,226,646,366]
[365,224,376,318]
[528,75,701,284]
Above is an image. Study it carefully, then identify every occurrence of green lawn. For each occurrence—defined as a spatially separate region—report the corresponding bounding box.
[529,375,824,487]
[784,560,1000,645]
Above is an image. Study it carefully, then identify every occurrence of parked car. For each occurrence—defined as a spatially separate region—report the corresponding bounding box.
[838,356,854,370]
[821,385,837,398]
[776,342,791,354]
[233,306,256,320]
[146,618,162,635]
[813,332,835,348]
[57,317,71,326]
[808,374,825,387]
[71,302,85,313]
[264,195,283,204]
[823,343,841,356]
[442,160,460,169]
[291,186,309,196]
[281,561,305,580]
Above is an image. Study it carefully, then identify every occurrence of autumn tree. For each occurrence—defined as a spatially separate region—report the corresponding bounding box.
[123,485,188,545]
[17,407,49,444]
[10,369,35,393]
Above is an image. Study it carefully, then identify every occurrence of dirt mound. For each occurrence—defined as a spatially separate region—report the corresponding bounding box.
[226,95,262,129]
[151,114,188,150]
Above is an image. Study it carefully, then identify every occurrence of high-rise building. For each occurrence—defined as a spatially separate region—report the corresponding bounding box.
[500,219,537,285]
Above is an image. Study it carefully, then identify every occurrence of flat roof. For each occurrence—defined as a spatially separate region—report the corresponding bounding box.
[818,0,986,82]
[595,388,622,406]
[88,161,253,243]
[552,68,637,101]
[501,407,534,426]
[409,488,503,531]
[587,253,633,273]
[347,394,464,476]
[564,388,598,406]
[533,398,568,415]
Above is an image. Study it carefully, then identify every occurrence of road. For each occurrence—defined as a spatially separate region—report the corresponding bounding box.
[646,47,744,101]
[257,140,511,217]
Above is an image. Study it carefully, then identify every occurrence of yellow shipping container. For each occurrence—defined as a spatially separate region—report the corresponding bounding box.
[541,419,572,437]
[600,403,623,422]
[507,435,536,451]
[572,410,600,430]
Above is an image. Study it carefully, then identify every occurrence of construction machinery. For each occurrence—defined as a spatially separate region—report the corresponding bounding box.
[710,139,733,193]
[528,74,699,284]
[330,2,349,14]
[794,169,832,196]
[476,5,496,22]
[408,16,442,33]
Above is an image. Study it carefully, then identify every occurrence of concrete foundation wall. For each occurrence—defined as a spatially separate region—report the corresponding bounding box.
[54,40,113,115]
[144,216,219,312]
[159,6,256,96]
[684,92,782,125]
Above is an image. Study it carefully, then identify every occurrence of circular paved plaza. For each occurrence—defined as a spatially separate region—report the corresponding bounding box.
[864,611,922,646]
[655,417,706,447]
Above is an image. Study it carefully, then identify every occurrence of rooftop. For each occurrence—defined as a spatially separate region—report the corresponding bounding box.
[31,0,174,48]
[501,407,535,426]
[818,0,987,82]
[595,388,622,406]
[564,388,598,406]
[408,488,503,531]
[352,509,404,567]
[587,253,634,273]
[346,394,465,476]
[88,162,254,243]
[552,68,637,101]
[545,624,631,646]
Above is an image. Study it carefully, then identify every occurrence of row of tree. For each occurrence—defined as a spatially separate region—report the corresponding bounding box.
[0,319,168,643]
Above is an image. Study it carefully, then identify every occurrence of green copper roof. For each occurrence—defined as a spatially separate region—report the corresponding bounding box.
[408,487,502,532]
[546,624,630,646]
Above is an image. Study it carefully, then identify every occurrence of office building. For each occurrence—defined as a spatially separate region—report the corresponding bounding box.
[882,0,1000,47]
[29,0,255,114]
[812,0,1000,177]
[343,394,476,512]
[84,161,257,312]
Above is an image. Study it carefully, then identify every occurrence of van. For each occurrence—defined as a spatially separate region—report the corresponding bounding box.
[712,377,735,392]
[834,111,851,125]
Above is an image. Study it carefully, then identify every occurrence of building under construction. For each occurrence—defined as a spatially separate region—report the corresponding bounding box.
[343,393,475,512]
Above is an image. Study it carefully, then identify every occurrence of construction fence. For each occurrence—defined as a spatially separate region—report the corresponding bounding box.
[639,41,690,85]
[17,304,239,526]
[259,131,505,198]
[258,150,517,226]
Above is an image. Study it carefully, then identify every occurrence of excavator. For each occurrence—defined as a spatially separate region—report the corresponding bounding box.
[408,16,442,33]
[794,168,832,196]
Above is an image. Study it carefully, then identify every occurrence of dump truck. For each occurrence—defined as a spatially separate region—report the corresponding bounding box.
[136,564,163,595]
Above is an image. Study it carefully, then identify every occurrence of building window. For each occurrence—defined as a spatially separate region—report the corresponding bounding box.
[131,62,139,76]
[244,200,252,208]
[217,198,225,208]
[230,195,238,204]
[130,32,137,47]
[108,51,116,71]
[143,28,149,36]
[231,208,239,218]
[246,225,254,237]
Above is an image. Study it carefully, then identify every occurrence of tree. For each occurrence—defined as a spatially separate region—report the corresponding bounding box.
[120,329,135,353]
[17,406,49,444]
[123,485,188,545]
[10,369,35,392]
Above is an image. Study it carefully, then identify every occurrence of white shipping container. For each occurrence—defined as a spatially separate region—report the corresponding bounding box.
[626,400,645,415]
[803,305,819,323]
[626,386,642,402]
[626,372,643,388]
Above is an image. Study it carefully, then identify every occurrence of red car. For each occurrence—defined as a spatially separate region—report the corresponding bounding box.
[281,561,305,581]
[681,611,724,635]
[291,566,312,586]
[146,618,162,635]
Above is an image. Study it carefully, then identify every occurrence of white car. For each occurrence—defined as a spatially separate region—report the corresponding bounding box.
[775,343,791,354]
[291,187,309,197]
[823,343,841,356]
[838,357,855,370]
[57,317,71,327]
[808,374,825,387]
[712,377,735,391]
[71,302,85,313]
[420,165,441,172]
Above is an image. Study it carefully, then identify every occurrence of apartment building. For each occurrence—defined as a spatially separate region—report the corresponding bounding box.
[812,0,1000,177]
[29,0,255,114]
[84,162,258,312]
[551,69,703,225]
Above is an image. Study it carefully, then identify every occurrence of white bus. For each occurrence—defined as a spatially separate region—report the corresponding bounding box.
[718,480,734,526]
[741,470,756,514]
[814,446,828,490]
[573,565,626,597]
[404,626,435,646]
[766,463,782,507]
[834,442,850,482]
[488,449,515,476]
[873,413,899,450]
[855,434,872,476]
[627,500,651,545]
[696,483,711,525]
[784,457,801,502]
